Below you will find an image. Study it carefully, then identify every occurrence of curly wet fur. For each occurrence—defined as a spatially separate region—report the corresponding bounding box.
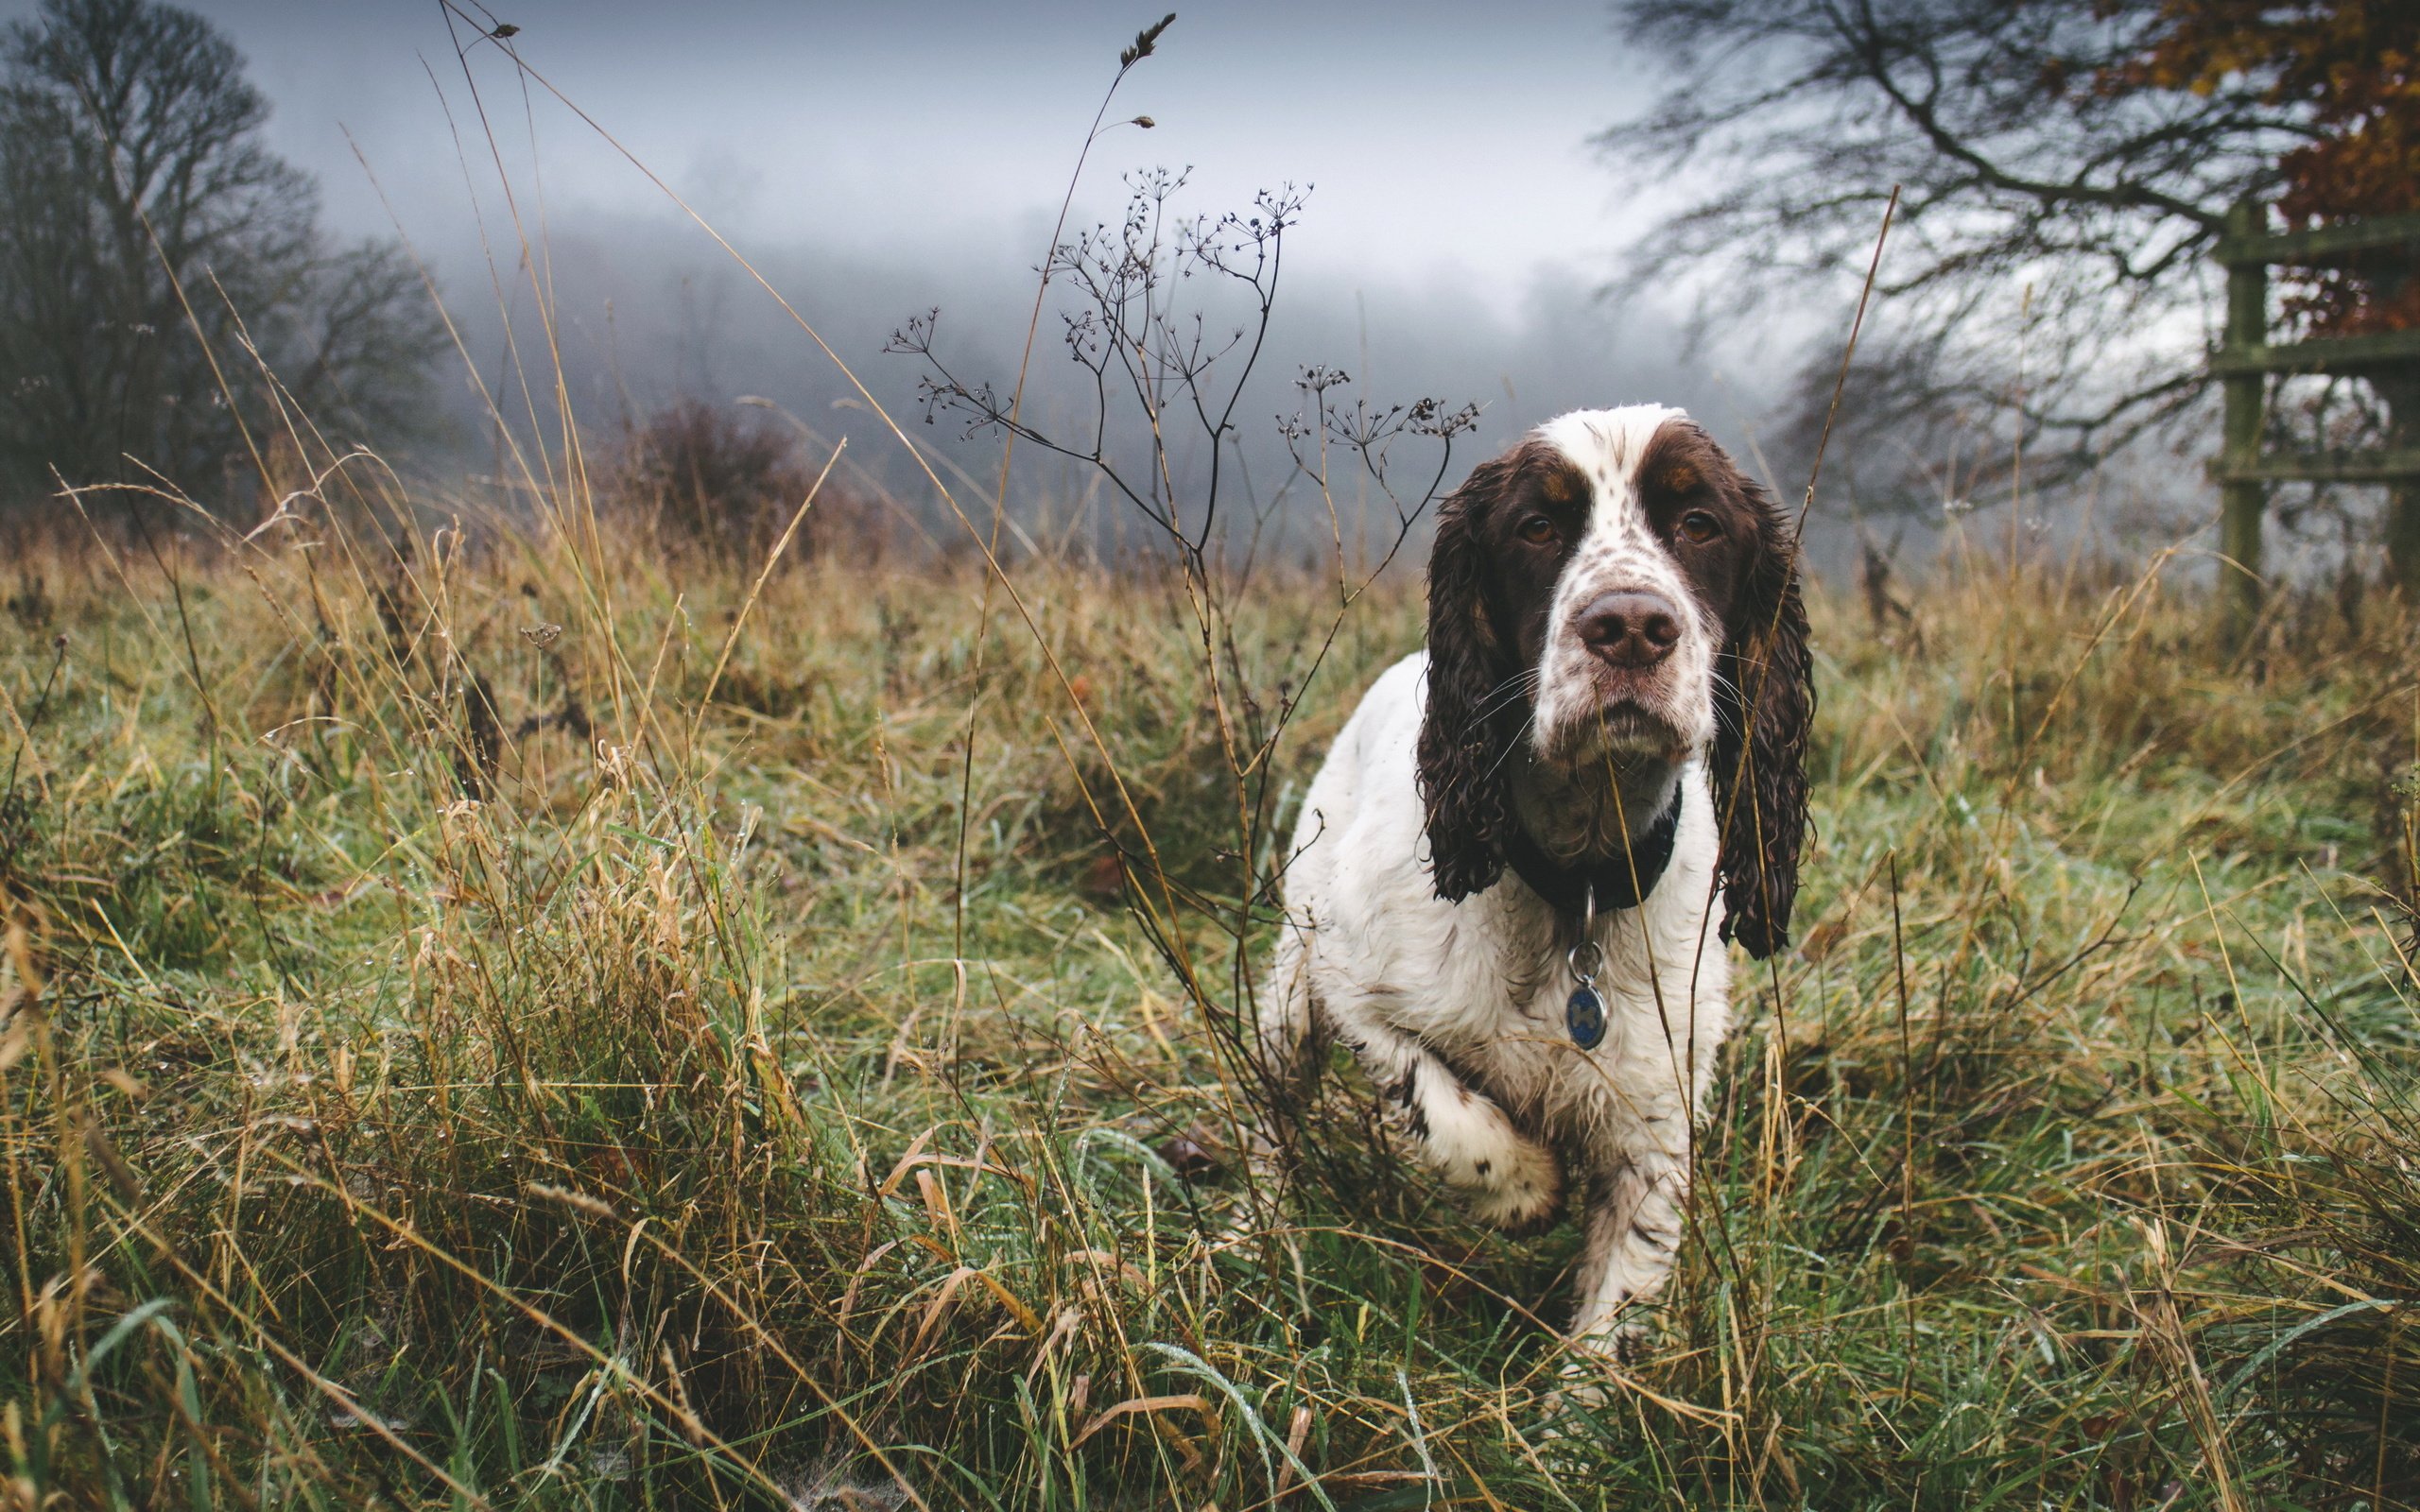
[1416,448,1528,902]
[1706,459,1813,957]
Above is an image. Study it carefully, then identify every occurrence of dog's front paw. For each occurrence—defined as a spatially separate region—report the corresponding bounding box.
[1545,1324,1651,1422]
[1461,1135,1563,1232]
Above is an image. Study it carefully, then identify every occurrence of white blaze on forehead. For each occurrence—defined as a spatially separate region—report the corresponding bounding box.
[1533,404,1687,489]
[1537,404,1695,575]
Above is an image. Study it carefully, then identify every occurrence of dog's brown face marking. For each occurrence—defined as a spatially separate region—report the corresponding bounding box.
[1633,421,1771,635]
[1442,440,1594,679]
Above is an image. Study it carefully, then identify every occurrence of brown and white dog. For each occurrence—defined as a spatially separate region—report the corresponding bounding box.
[1261,404,1813,1350]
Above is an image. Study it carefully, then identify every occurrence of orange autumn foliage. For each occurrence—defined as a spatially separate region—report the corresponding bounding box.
[2127,0,2420,333]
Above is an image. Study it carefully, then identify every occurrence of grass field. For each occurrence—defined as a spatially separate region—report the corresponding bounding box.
[4,490,2418,1509]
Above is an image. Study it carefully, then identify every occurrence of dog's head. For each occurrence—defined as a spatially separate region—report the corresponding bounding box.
[1414,406,1813,956]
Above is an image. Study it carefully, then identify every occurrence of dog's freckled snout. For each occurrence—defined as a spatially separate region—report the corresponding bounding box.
[1576,591,1681,668]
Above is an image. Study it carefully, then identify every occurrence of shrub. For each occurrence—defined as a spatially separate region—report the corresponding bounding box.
[607,397,875,563]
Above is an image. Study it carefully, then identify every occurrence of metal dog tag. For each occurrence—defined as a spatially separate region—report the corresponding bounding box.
[1565,899,1607,1051]
[1565,983,1606,1051]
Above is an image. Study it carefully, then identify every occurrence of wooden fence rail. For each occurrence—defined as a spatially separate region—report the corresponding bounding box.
[2212,199,2420,638]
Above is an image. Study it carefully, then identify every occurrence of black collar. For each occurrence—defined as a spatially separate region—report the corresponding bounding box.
[1501,782,1684,925]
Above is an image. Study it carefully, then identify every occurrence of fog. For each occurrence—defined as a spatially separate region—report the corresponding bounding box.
[416,198,1779,554]
[44,0,1823,558]
[3,0,2058,572]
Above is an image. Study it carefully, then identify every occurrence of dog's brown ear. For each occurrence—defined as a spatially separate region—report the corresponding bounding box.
[1710,464,1814,959]
[1416,452,1523,902]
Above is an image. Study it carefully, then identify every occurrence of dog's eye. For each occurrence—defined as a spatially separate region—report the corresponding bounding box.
[1516,515,1559,545]
[1677,510,1721,544]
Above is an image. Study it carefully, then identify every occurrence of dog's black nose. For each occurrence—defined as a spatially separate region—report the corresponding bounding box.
[1577,591,1681,668]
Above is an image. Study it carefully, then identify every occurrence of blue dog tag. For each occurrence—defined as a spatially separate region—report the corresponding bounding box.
[1565,985,1606,1051]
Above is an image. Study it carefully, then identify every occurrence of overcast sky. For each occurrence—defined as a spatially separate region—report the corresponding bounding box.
[168,0,1674,317]
[88,3,1790,491]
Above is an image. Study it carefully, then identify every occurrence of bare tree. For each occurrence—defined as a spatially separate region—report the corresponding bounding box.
[1599,0,2315,515]
[0,0,444,516]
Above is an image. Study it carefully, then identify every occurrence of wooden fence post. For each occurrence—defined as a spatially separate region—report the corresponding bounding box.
[2389,379,2420,597]
[2220,197,2269,644]
[2210,204,2420,620]
[2382,259,2420,597]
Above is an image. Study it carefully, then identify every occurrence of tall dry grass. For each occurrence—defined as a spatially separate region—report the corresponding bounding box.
[0,481,2415,1506]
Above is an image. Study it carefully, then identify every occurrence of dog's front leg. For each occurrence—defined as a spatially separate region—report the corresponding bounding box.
[1568,1150,1688,1348]
[1256,919,1327,1105]
[1336,1011,1562,1229]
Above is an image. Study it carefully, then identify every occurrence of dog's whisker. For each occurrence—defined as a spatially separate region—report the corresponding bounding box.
[1480,714,1537,784]
[1471,675,1541,722]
